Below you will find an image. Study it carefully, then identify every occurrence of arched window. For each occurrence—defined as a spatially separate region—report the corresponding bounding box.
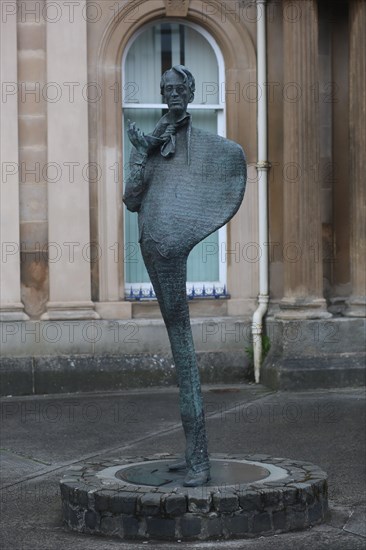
[122,20,227,299]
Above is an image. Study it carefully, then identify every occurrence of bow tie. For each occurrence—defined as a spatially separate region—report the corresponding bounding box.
[146,114,191,158]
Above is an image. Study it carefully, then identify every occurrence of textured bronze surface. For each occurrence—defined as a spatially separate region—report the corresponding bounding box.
[123,66,246,484]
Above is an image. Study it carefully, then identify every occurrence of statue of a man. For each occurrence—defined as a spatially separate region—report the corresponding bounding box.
[123,65,246,486]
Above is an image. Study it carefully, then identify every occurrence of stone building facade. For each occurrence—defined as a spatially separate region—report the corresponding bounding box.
[1,0,365,394]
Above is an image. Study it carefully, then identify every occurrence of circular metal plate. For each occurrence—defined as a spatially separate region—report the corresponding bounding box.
[115,459,271,487]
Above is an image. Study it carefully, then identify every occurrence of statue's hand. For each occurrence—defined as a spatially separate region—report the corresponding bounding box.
[127,120,149,154]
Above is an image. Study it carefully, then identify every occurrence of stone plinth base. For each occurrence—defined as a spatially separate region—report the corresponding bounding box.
[0,304,29,321]
[60,454,328,541]
[0,317,252,396]
[261,317,366,390]
[344,296,366,318]
[41,302,100,320]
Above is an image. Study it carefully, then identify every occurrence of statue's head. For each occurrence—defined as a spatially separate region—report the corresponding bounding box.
[160,65,195,116]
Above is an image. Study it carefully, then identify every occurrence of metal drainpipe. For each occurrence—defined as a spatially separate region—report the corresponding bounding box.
[252,0,270,384]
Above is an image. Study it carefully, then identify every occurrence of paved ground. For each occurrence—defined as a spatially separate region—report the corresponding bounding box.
[0,383,365,549]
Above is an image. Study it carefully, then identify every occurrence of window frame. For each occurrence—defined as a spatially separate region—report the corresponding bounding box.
[122,19,228,299]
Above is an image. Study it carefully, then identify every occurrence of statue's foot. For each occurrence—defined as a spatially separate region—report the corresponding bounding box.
[168,459,187,471]
[183,469,211,487]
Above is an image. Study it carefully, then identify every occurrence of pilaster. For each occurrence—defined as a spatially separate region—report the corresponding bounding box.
[345,0,366,317]
[41,0,98,320]
[278,0,330,319]
[0,4,29,321]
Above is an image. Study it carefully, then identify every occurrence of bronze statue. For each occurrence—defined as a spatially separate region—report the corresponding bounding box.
[123,65,246,486]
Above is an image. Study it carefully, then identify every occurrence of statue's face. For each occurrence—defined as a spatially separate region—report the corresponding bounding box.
[162,72,192,117]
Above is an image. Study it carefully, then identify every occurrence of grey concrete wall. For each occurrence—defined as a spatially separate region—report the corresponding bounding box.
[0,317,252,395]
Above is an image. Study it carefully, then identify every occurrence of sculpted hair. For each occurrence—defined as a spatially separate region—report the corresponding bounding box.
[160,65,196,98]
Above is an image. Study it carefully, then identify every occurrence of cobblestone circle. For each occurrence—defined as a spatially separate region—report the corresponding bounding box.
[60,454,328,541]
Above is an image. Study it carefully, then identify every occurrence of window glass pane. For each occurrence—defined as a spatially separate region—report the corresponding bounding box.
[124,27,162,103]
[183,26,219,105]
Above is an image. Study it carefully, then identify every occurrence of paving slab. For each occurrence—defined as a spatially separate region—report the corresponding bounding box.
[0,384,365,549]
[0,450,49,487]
